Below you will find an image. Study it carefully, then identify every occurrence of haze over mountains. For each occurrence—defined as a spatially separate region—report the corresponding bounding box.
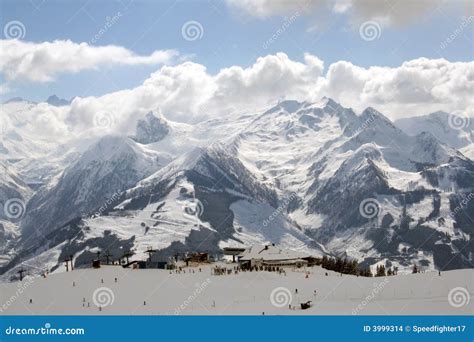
[0,96,472,281]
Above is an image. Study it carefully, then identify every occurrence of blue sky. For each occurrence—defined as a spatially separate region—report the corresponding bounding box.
[0,0,472,102]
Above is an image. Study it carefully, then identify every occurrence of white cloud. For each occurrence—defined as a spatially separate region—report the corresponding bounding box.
[343,0,445,27]
[226,0,450,27]
[65,53,472,133]
[225,0,321,18]
[321,58,474,116]
[0,39,179,82]
[5,53,472,141]
[65,52,325,130]
[212,53,324,110]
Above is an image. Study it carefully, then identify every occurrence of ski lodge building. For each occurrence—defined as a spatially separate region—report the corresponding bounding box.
[237,244,313,268]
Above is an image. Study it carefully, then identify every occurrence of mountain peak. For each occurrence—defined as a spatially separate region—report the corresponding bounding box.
[361,106,389,119]
[46,95,70,107]
[264,100,305,114]
[311,97,349,117]
[131,111,170,145]
[359,107,397,129]
[264,98,343,116]
[320,96,339,108]
[3,97,31,104]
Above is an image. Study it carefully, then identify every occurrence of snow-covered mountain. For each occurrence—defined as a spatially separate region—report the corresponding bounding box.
[131,111,170,144]
[395,111,473,159]
[223,99,472,271]
[1,98,473,280]
[20,135,162,241]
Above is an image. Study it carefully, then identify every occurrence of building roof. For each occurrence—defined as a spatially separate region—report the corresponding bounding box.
[262,259,308,265]
[222,247,247,256]
[238,244,311,261]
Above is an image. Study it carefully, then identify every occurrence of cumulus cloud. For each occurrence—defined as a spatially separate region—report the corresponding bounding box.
[69,53,472,133]
[65,52,325,130]
[340,0,445,27]
[212,53,324,110]
[321,58,474,116]
[0,39,179,82]
[225,0,320,18]
[226,0,451,27]
[5,53,472,141]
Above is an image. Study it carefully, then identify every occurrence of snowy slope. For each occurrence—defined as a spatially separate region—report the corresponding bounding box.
[0,265,472,315]
[0,162,33,268]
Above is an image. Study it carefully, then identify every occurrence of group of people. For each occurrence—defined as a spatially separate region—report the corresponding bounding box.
[212,264,293,276]
[166,263,307,278]
[212,265,234,275]
[169,267,203,274]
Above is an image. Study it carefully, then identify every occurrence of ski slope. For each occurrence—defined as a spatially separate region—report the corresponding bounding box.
[0,265,472,315]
